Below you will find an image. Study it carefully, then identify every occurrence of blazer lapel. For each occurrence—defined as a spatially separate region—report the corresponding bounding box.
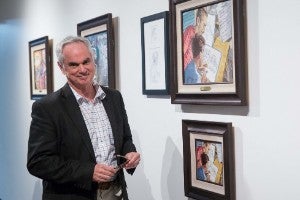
[60,84,96,162]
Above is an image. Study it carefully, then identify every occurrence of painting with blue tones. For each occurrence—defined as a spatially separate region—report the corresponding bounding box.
[86,31,108,86]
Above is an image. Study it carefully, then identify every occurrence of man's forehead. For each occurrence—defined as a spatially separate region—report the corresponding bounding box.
[63,42,87,50]
[65,57,91,63]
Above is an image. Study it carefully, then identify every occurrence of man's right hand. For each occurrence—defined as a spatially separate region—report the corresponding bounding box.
[92,163,118,183]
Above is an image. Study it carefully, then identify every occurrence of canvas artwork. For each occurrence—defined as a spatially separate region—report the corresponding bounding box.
[170,0,246,105]
[29,36,52,100]
[85,32,108,86]
[77,13,115,88]
[33,49,47,91]
[182,120,235,200]
[182,1,233,85]
[195,139,223,186]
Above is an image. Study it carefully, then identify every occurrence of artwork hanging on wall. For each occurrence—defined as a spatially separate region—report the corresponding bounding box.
[141,11,170,95]
[28,36,53,100]
[169,0,247,105]
[77,13,115,88]
[182,120,235,200]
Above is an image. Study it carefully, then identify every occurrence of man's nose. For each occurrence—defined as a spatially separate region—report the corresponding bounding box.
[78,64,87,72]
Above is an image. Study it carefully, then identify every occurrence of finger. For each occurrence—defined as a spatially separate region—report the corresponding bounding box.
[126,157,140,169]
[99,174,112,182]
[98,171,116,182]
[96,164,117,173]
[96,166,117,180]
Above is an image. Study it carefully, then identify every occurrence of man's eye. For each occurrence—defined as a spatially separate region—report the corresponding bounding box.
[83,60,90,65]
[68,63,78,67]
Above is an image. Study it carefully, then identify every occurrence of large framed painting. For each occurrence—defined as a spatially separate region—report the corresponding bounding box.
[77,13,115,88]
[169,0,247,105]
[141,11,170,95]
[182,120,235,200]
[28,36,53,100]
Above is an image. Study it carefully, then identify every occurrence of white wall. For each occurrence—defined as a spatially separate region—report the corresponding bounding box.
[0,0,300,199]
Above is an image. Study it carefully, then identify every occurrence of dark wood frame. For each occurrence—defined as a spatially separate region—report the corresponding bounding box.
[77,13,115,88]
[28,36,53,100]
[169,0,247,105]
[141,11,170,95]
[182,120,235,200]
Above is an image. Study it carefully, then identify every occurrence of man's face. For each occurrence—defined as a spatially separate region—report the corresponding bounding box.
[59,42,95,90]
[196,14,207,35]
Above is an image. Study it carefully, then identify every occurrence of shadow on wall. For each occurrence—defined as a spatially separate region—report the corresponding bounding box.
[161,137,185,200]
[125,130,155,200]
[32,180,42,200]
[180,104,249,116]
[188,197,210,200]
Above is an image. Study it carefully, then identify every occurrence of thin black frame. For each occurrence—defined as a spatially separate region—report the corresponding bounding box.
[77,13,115,88]
[169,0,247,105]
[28,36,53,100]
[182,120,235,200]
[141,11,170,95]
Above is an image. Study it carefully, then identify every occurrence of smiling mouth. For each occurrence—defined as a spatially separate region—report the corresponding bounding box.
[78,73,89,77]
[77,75,89,80]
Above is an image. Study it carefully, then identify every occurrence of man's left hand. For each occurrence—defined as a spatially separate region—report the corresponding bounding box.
[124,152,140,169]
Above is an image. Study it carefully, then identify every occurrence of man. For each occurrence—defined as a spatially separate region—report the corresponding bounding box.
[27,36,140,200]
[183,8,208,69]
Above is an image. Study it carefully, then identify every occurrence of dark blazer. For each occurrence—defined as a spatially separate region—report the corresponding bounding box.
[27,83,137,200]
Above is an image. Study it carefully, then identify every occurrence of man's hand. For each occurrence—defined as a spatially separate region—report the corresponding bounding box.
[123,152,141,169]
[92,163,118,183]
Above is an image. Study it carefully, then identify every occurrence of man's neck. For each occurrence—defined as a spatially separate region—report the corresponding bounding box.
[69,82,96,101]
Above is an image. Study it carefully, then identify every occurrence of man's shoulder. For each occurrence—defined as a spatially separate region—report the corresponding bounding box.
[101,86,121,96]
[34,87,65,105]
[100,86,124,104]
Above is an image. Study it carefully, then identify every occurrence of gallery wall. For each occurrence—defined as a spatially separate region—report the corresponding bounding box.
[0,0,300,200]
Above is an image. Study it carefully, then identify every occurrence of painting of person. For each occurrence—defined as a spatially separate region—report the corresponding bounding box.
[184,34,208,84]
[195,141,224,185]
[196,152,209,181]
[183,7,208,69]
[33,49,47,91]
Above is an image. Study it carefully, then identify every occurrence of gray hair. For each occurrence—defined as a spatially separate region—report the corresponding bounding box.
[56,36,96,65]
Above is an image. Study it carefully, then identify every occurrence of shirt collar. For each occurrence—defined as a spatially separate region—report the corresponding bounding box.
[69,82,106,104]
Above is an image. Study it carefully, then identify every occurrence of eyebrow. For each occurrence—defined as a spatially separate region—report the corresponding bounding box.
[67,58,91,66]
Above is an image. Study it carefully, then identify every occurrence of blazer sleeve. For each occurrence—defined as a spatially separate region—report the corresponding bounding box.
[116,91,137,175]
[119,92,137,154]
[27,100,95,190]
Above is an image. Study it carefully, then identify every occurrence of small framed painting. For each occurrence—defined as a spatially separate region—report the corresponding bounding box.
[182,120,235,200]
[28,36,53,100]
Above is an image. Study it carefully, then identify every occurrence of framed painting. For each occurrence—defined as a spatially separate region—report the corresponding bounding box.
[182,120,235,200]
[169,0,247,105]
[141,11,170,95]
[77,13,115,88]
[28,36,53,100]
